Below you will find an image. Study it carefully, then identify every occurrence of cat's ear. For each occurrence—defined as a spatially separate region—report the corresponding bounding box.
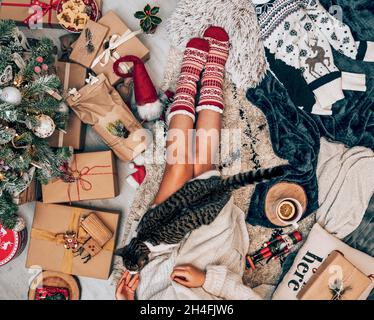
[114,247,126,257]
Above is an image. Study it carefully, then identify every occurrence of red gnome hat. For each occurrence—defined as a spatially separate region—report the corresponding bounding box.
[113,55,163,122]
[126,163,146,189]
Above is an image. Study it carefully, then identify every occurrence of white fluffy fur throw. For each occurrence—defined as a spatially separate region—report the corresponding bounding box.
[165,0,268,89]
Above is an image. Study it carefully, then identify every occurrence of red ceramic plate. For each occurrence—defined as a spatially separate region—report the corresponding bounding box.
[57,0,99,33]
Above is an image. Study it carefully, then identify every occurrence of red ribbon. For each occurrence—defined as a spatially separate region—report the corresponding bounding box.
[1,0,59,27]
[61,157,114,203]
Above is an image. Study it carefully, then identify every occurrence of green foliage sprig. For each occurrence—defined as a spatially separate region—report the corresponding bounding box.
[134,4,162,34]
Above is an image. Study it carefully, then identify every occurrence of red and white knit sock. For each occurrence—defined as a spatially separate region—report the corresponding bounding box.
[197,26,230,114]
[167,38,210,124]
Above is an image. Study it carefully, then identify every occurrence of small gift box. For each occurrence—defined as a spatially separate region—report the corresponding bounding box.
[0,0,103,29]
[69,19,109,68]
[15,178,39,205]
[297,251,373,300]
[66,74,151,162]
[42,150,119,203]
[47,112,86,150]
[92,10,150,85]
[47,61,87,150]
[0,0,61,29]
[70,10,150,85]
[26,202,119,279]
[55,61,87,91]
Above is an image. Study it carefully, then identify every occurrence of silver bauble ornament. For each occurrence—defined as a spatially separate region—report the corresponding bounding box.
[57,102,69,113]
[0,86,22,105]
[33,114,56,138]
[12,216,26,232]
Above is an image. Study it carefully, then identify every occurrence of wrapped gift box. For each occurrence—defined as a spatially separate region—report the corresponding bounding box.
[47,61,87,149]
[70,10,150,85]
[66,74,151,162]
[0,0,61,28]
[47,112,86,150]
[16,178,39,205]
[48,61,87,150]
[0,0,103,29]
[42,150,119,203]
[55,61,87,91]
[70,19,109,68]
[26,202,119,279]
[297,250,373,300]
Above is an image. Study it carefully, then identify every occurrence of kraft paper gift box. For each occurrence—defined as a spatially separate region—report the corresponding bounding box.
[69,19,109,68]
[42,150,119,203]
[297,250,373,300]
[48,61,87,149]
[0,0,61,28]
[55,61,87,91]
[70,10,150,85]
[47,112,86,150]
[0,0,103,29]
[66,74,151,162]
[12,178,40,205]
[26,202,119,279]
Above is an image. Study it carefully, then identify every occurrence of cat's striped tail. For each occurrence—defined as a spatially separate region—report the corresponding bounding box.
[222,165,286,190]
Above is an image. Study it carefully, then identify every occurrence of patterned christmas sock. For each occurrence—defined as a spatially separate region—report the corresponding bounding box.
[167,38,210,124]
[197,26,230,114]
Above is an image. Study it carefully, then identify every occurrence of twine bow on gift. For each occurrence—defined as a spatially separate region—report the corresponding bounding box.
[91,29,143,73]
[1,0,59,27]
[57,155,114,203]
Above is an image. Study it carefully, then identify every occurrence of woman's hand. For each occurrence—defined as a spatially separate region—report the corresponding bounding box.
[116,270,140,300]
[171,264,206,288]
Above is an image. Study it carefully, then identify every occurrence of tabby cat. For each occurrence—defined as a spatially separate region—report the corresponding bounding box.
[116,165,286,272]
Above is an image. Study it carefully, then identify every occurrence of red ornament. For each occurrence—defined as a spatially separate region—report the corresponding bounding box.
[34,66,41,74]
[42,64,49,71]
[36,56,44,63]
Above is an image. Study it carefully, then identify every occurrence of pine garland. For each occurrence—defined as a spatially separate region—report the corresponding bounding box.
[0,20,71,228]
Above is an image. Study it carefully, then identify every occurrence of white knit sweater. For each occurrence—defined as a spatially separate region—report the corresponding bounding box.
[135,171,261,300]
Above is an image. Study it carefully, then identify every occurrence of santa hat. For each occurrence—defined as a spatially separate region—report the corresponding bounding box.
[113,55,163,122]
[126,163,146,189]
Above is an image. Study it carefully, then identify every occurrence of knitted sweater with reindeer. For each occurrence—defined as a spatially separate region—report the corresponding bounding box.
[253,0,374,111]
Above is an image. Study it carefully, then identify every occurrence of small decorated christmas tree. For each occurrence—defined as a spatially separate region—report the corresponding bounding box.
[0,20,71,228]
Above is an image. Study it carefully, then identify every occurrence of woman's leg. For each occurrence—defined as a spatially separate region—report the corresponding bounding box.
[153,38,210,204]
[194,27,230,177]
[153,115,194,204]
[194,111,222,177]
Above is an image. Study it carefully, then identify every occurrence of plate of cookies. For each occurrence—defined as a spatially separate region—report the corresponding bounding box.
[57,0,99,33]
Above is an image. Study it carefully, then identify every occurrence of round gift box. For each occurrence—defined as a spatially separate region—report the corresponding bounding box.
[0,224,28,267]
